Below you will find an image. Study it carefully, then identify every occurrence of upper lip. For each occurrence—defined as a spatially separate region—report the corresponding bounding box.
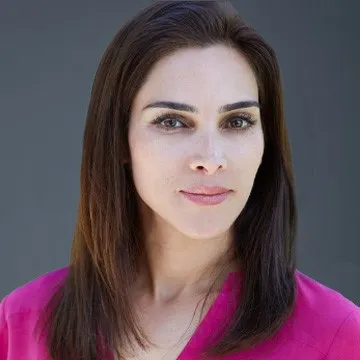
[180,185,232,195]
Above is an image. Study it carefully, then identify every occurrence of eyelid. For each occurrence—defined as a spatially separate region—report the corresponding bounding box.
[221,111,255,124]
[152,110,256,121]
[151,112,191,127]
[151,111,257,130]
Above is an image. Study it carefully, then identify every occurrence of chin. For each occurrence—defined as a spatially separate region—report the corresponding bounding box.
[175,221,232,240]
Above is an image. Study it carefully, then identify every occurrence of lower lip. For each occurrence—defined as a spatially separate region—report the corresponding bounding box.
[180,191,231,205]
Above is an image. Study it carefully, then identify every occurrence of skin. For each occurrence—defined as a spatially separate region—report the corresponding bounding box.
[128,44,264,306]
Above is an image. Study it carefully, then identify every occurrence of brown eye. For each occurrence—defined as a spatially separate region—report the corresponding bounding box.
[228,118,246,128]
[225,114,256,131]
[151,113,187,131]
[161,118,183,129]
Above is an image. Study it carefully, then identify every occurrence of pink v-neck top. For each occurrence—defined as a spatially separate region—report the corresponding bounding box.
[1,267,359,359]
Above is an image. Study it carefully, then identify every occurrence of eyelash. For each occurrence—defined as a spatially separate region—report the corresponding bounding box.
[150,111,257,132]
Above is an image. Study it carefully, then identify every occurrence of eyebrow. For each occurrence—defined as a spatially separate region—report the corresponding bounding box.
[142,100,260,114]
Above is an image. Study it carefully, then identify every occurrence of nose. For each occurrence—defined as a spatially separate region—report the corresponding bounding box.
[189,134,227,175]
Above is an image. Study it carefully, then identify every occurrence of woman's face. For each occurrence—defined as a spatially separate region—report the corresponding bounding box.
[128,44,264,240]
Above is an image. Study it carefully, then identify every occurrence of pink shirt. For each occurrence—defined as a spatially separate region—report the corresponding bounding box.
[1,267,359,359]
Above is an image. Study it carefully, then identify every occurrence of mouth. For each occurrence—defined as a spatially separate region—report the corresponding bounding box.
[179,187,233,206]
[181,186,232,196]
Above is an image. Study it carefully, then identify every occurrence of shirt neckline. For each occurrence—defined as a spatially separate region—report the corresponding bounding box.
[107,270,242,360]
[177,270,242,359]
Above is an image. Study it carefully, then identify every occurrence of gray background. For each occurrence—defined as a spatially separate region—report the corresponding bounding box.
[1,1,359,305]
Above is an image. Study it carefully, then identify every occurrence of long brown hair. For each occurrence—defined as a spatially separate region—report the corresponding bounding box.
[35,1,298,359]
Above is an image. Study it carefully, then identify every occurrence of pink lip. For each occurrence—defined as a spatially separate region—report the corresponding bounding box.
[179,186,233,206]
[181,186,231,195]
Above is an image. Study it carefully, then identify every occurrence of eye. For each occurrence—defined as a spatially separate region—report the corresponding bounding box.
[224,114,256,130]
[151,112,257,132]
[160,118,184,129]
[151,113,187,131]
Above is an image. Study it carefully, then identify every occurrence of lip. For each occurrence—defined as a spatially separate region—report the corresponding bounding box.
[179,186,233,206]
[181,185,232,195]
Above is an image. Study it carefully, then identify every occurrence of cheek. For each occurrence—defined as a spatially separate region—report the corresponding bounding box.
[128,131,181,192]
[234,143,263,169]
[232,134,264,182]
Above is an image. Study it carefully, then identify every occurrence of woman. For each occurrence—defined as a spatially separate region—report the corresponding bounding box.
[1,1,359,359]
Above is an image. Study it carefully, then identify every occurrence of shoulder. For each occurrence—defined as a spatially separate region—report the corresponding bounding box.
[0,267,69,359]
[291,269,360,359]
[294,269,358,315]
[0,266,69,318]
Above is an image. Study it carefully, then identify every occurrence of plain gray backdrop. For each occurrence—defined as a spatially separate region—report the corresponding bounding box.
[1,0,359,305]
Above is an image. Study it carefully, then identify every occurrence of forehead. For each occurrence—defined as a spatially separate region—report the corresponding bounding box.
[132,44,259,114]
